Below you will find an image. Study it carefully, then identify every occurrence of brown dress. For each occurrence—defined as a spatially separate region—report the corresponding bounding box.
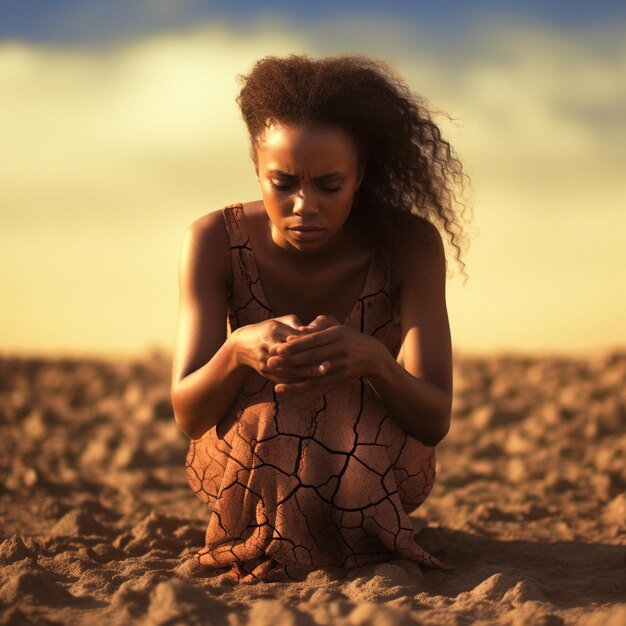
[185,203,445,583]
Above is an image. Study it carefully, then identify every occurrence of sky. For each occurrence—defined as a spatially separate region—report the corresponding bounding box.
[1,2,625,357]
[3,1,626,43]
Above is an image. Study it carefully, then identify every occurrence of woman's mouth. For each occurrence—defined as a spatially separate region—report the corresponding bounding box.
[288,227,325,241]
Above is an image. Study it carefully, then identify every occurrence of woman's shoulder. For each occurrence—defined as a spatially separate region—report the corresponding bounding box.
[183,207,236,294]
[187,201,253,239]
[391,211,444,268]
[383,210,440,304]
[184,199,263,270]
[187,207,227,241]
[393,210,440,244]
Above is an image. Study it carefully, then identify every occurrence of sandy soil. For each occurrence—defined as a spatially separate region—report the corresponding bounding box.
[0,349,624,626]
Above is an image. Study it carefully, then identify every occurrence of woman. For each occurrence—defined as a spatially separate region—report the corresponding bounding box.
[171,54,471,584]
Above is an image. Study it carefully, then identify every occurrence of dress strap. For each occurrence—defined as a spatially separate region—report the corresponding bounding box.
[364,243,392,306]
[382,240,395,305]
[222,204,272,331]
[358,240,401,356]
[221,203,246,248]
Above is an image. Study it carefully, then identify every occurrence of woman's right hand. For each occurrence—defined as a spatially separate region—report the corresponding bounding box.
[233,315,330,384]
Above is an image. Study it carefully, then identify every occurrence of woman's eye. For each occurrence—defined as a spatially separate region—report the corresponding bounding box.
[270,181,292,190]
[269,181,342,193]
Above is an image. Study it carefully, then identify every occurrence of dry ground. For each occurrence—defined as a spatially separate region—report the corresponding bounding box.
[1,350,624,625]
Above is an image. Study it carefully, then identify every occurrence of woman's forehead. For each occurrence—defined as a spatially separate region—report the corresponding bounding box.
[257,121,355,147]
[255,122,359,162]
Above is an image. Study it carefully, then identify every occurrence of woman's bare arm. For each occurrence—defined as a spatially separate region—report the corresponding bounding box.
[364,217,453,446]
[170,211,251,440]
[263,215,452,446]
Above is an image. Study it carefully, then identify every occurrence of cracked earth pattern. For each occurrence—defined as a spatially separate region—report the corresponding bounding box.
[185,203,445,583]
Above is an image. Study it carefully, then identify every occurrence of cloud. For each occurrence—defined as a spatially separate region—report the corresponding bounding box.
[0,18,624,354]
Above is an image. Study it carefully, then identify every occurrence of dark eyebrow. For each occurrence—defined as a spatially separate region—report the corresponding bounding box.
[268,169,345,180]
[315,172,344,180]
[268,169,295,178]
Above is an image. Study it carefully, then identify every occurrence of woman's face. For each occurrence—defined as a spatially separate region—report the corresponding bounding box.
[254,121,364,254]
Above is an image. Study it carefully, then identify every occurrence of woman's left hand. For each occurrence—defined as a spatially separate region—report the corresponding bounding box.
[265,315,382,394]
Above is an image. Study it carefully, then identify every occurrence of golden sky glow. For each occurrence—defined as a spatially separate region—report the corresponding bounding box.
[1,19,625,356]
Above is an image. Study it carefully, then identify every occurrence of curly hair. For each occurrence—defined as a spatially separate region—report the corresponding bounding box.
[236,54,473,280]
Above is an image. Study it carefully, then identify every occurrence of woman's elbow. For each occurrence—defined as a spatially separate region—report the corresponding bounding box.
[432,417,451,447]
[171,390,201,440]
[173,411,198,440]
[172,406,193,439]
[420,411,451,447]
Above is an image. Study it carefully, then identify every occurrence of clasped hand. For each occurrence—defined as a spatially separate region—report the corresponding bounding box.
[264,314,379,394]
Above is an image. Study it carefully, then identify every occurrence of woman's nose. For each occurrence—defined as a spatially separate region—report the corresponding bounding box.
[293,187,318,215]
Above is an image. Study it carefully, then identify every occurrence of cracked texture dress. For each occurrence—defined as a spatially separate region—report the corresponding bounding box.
[185,203,445,583]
